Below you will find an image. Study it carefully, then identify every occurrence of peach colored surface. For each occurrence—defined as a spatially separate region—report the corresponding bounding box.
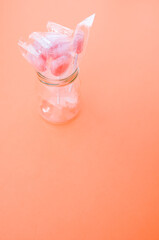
[1,0,159,240]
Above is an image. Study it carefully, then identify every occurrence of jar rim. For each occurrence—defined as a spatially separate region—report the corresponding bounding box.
[37,68,79,86]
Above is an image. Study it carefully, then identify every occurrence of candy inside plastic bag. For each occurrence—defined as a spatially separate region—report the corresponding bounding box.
[18,14,95,77]
[19,40,47,72]
[73,14,95,59]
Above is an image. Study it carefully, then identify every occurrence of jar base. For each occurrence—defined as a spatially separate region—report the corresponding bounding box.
[39,108,81,125]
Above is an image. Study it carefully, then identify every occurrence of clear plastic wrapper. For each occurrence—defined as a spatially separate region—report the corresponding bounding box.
[47,22,73,37]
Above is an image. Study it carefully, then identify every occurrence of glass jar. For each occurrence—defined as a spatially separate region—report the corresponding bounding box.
[37,68,80,124]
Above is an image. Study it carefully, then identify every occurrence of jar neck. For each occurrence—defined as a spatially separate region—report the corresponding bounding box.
[37,68,79,86]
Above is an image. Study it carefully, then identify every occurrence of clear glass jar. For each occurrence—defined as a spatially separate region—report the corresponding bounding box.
[37,68,80,124]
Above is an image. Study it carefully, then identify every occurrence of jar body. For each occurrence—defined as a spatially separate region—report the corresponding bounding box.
[37,69,80,124]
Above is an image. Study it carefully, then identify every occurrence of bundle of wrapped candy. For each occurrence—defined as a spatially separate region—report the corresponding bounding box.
[18,14,95,123]
[18,14,95,79]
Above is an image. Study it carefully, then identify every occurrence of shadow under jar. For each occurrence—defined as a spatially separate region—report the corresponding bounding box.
[37,68,81,124]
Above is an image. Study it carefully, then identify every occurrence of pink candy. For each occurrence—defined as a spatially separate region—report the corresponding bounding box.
[50,54,72,76]
[26,36,72,75]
